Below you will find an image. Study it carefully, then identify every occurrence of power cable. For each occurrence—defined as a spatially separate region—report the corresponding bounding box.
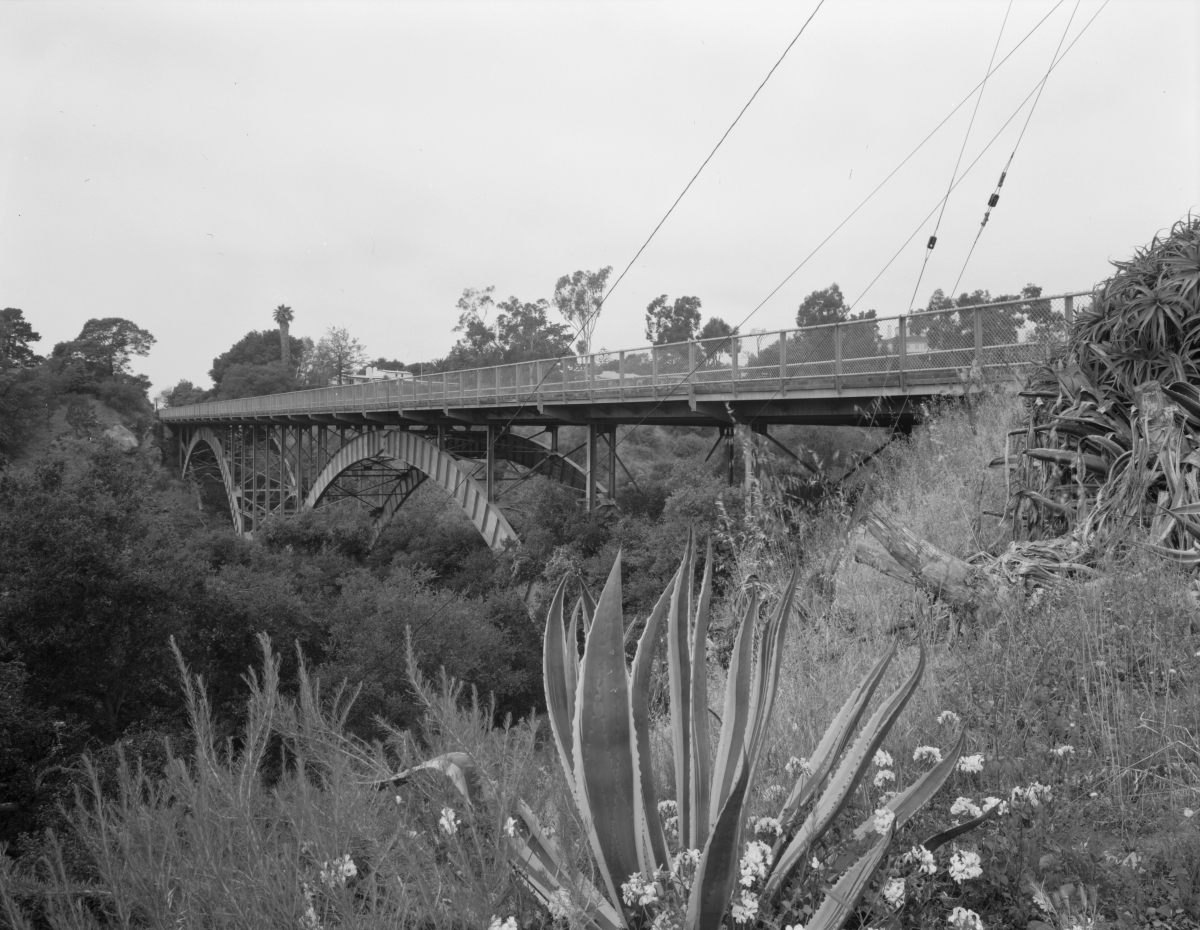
[907,0,1013,312]
[609,0,1067,458]
[951,0,1087,297]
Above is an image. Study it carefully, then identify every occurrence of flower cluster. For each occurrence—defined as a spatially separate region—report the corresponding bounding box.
[957,753,984,774]
[1052,744,1075,757]
[982,796,1008,816]
[912,745,943,765]
[753,816,783,838]
[873,768,895,788]
[873,748,893,768]
[730,890,759,925]
[438,807,459,836]
[739,840,772,887]
[488,918,518,930]
[658,799,680,838]
[1010,782,1052,807]
[622,872,660,908]
[784,756,812,778]
[319,854,357,888]
[671,848,701,878]
[949,849,982,883]
[950,796,983,819]
[948,906,983,929]
[882,876,906,909]
[937,710,961,726]
[872,806,896,835]
[903,845,936,876]
[504,816,518,837]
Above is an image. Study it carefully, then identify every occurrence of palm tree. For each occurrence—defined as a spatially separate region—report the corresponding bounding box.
[272,304,294,369]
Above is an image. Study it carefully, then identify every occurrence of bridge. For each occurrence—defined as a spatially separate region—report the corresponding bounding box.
[160,291,1089,549]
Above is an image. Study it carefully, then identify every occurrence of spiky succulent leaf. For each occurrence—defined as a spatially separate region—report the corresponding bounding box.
[850,731,965,841]
[921,801,1003,853]
[544,577,576,793]
[765,644,925,900]
[708,589,758,827]
[805,825,893,930]
[667,531,695,849]
[685,753,752,930]
[689,542,715,846]
[573,553,646,914]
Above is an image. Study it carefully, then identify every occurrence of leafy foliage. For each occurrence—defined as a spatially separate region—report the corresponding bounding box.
[645,294,702,345]
[553,266,612,355]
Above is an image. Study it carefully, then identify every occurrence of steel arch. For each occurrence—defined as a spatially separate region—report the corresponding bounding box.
[182,427,245,535]
[303,430,518,551]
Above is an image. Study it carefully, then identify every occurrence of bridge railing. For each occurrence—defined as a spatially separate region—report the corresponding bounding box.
[160,291,1090,420]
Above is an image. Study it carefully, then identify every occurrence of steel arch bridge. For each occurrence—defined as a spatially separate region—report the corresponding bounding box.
[178,423,607,550]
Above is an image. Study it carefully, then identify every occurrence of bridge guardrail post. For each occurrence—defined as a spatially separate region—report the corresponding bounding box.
[651,346,658,400]
[619,351,625,400]
[1064,294,1074,324]
[779,331,787,397]
[730,336,739,396]
[588,354,595,402]
[834,323,843,393]
[899,316,908,391]
[974,308,984,370]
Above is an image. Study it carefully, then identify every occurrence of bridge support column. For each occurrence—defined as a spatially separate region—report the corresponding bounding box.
[586,423,598,511]
[720,426,735,486]
[549,426,558,453]
[607,426,617,506]
[486,423,496,502]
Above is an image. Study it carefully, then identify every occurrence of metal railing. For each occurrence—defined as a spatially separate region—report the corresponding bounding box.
[160,291,1090,421]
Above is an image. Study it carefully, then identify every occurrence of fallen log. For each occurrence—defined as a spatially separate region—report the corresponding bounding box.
[854,503,1003,616]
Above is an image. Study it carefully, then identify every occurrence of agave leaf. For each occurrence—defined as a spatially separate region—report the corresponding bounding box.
[745,566,801,771]
[708,590,758,828]
[573,552,646,913]
[689,541,715,847]
[382,751,484,805]
[685,752,752,930]
[1025,448,1110,475]
[513,800,625,930]
[544,577,577,793]
[579,581,597,633]
[805,826,893,930]
[667,531,695,849]
[630,572,678,870]
[1142,542,1200,566]
[850,732,966,841]
[765,644,925,900]
[921,801,1003,854]
[777,642,898,833]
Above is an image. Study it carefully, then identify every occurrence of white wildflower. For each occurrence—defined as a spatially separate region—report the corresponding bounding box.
[810,855,822,870]
[882,877,905,908]
[949,849,983,883]
[753,816,783,837]
[1053,744,1075,757]
[547,888,574,920]
[488,918,519,930]
[657,799,678,818]
[950,797,983,819]
[671,848,701,875]
[621,872,659,907]
[738,840,773,887]
[504,816,518,837]
[873,769,896,788]
[1010,782,1052,807]
[873,748,893,768]
[319,854,357,888]
[913,745,943,765]
[1185,808,1195,818]
[957,753,984,774]
[785,925,806,930]
[785,756,812,778]
[937,710,961,726]
[730,889,759,924]
[948,906,983,930]
[903,845,936,876]
[982,796,1008,816]
[872,806,896,835]
[438,807,459,836]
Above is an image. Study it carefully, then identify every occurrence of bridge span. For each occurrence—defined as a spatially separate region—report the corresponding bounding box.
[161,291,1089,548]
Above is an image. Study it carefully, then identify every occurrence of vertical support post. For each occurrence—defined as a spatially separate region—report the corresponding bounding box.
[898,316,908,391]
[743,425,753,497]
[1063,294,1074,325]
[486,423,496,502]
[651,346,658,399]
[779,331,788,396]
[437,424,446,450]
[730,337,739,396]
[974,308,984,366]
[588,354,595,402]
[619,351,625,400]
[549,426,559,452]
[607,426,617,505]
[586,423,598,511]
[723,426,735,486]
[834,324,843,393]
[250,425,258,533]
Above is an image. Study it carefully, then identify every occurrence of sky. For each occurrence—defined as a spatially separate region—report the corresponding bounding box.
[2,0,1197,394]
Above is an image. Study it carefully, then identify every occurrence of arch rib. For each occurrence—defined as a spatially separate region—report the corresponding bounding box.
[182,427,245,535]
[303,430,518,551]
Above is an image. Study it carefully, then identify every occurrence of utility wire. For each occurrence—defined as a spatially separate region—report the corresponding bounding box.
[951,0,1087,297]
[349,4,826,688]
[848,0,1103,316]
[610,0,1067,458]
[907,0,1012,311]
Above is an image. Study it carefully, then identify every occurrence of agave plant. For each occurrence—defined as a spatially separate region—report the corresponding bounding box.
[394,535,975,929]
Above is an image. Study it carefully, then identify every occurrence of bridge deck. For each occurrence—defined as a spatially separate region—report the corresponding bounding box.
[160,292,1088,429]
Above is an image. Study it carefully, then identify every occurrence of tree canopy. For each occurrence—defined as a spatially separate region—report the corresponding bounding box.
[443,287,573,370]
[52,318,155,380]
[0,309,42,368]
[553,266,612,355]
[644,294,702,345]
[209,329,307,389]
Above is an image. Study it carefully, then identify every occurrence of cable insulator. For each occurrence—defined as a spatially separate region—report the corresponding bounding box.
[980,211,991,229]
[926,235,937,250]
[988,193,1000,208]
[998,170,1007,188]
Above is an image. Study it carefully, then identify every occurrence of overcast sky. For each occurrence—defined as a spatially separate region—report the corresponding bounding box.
[2,0,1197,393]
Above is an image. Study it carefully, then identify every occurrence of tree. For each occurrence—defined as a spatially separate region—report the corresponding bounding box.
[156,380,210,408]
[52,318,155,379]
[494,296,572,362]
[916,284,1044,350]
[209,329,307,388]
[644,295,702,345]
[0,309,41,367]
[447,287,500,368]
[310,327,367,385]
[552,266,612,356]
[698,317,736,342]
[272,305,294,369]
[796,284,850,328]
[369,357,406,371]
